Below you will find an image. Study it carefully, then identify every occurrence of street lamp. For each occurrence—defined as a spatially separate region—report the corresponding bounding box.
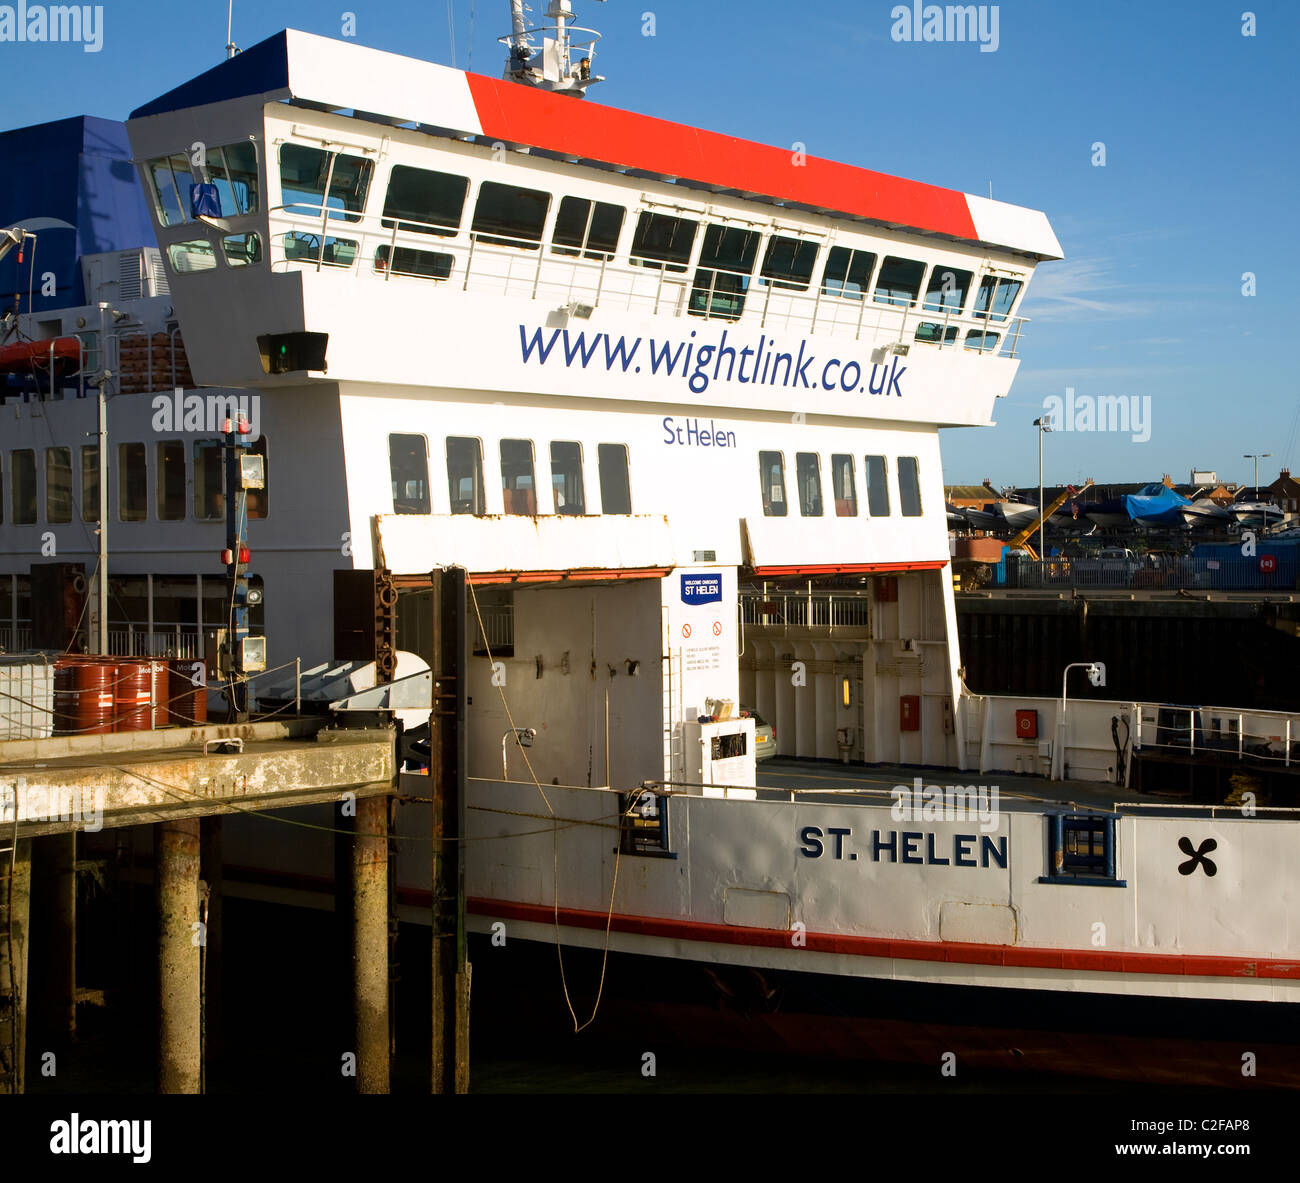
[1243,452,1272,496]
[1034,416,1053,565]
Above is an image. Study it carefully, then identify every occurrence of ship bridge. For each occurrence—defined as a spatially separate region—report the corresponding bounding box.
[126,29,1061,431]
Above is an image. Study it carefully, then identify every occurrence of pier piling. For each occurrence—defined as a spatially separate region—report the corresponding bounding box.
[157,818,201,1094]
[351,795,390,1094]
[32,832,77,1041]
[0,839,31,1094]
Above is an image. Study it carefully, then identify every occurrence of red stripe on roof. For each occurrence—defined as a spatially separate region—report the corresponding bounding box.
[464,74,979,242]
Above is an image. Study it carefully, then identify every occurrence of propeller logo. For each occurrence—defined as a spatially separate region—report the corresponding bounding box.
[1177,836,1218,877]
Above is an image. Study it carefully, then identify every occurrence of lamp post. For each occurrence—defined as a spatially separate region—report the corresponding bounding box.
[1034,415,1053,566]
[1243,452,1271,497]
[1053,662,1106,781]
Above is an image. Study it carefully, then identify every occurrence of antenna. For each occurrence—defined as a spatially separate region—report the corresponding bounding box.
[225,0,239,59]
[500,0,606,96]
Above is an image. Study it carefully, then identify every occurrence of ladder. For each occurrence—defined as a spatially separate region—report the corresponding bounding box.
[0,789,20,1094]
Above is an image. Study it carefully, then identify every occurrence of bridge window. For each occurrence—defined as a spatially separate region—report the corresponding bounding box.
[974,276,1023,322]
[598,443,632,514]
[156,442,186,521]
[500,439,536,515]
[758,451,788,517]
[864,455,890,516]
[147,154,193,227]
[208,141,260,216]
[167,240,218,273]
[374,244,453,279]
[630,212,697,273]
[81,446,98,523]
[471,181,550,249]
[873,256,924,307]
[914,323,959,345]
[550,441,586,514]
[194,440,224,520]
[760,235,819,291]
[446,437,485,514]
[279,143,372,222]
[923,266,972,314]
[118,443,147,522]
[284,231,357,267]
[690,224,759,320]
[389,434,430,514]
[831,454,857,516]
[11,450,35,524]
[964,330,1000,352]
[45,447,72,524]
[821,247,876,300]
[796,453,823,516]
[898,456,922,517]
[222,232,262,267]
[382,164,468,237]
[552,197,624,259]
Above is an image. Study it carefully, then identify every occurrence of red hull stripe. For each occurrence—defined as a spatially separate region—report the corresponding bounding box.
[750,560,948,577]
[464,74,979,243]
[468,897,1300,982]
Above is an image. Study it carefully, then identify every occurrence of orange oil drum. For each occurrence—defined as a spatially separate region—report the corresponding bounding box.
[167,658,207,726]
[114,661,154,731]
[53,658,115,736]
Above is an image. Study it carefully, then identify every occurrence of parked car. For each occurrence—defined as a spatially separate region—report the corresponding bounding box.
[740,706,777,760]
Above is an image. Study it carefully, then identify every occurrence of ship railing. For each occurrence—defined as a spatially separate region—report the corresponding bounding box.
[1131,705,1297,770]
[105,624,206,660]
[264,204,1030,358]
[0,627,32,654]
[740,591,871,632]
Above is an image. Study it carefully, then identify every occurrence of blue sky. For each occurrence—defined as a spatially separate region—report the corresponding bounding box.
[3,0,1297,486]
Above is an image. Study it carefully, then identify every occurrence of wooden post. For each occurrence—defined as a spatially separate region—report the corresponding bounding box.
[157,819,201,1094]
[1,838,32,1094]
[351,794,390,1094]
[430,567,469,1093]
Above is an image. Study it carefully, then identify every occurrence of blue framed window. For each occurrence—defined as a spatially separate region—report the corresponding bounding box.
[1039,812,1126,886]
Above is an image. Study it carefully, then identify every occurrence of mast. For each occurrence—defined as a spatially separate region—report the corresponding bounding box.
[500,0,605,96]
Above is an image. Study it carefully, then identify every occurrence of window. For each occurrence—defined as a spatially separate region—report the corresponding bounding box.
[382,164,468,237]
[149,442,184,521]
[147,142,259,226]
[247,436,268,519]
[45,447,72,524]
[1039,813,1125,886]
[446,437,485,515]
[873,256,925,307]
[147,153,193,227]
[118,443,147,521]
[759,451,787,517]
[389,434,430,514]
[898,456,922,517]
[795,453,823,516]
[597,444,632,514]
[167,240,218,273]
[500,439,536,515]
[760,235,819,291]
[864,455,890,516]
[974,275,1023,322]
[284,231,357,267]
[690,224,759,320]
[923,266,972,314]
[81,446,98,523]
[821,247,877,299]
[831,454,857,516]
[206,141,260,217]
[964,330,1000,352]
[222,232,262,267]
[630,211,697,272]
[194,440,224,519]
[374,244,453,279]
[11,450,36,524]
[279,143,372,222]
[552,197,624,259]
[550,442,585,514]
[471,181,550,249]
[914,323,959,345]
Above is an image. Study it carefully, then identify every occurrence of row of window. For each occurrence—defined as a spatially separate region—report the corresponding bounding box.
[759,451,923,518]
[390,434,630,516]
[0,441,268,525]
[147,141,1025,337]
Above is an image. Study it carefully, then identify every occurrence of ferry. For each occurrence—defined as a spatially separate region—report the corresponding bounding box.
[2,8,1298,1089]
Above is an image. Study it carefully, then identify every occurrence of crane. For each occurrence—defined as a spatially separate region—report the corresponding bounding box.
[1007,479,1094,560]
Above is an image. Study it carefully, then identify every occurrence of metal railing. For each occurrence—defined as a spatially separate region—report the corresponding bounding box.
[740,592,871,632]
[474,603,514,651]
[264,204,1030,359]
[0,628,32,654]
[105,624,208,659]
[997,555,1300,592]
